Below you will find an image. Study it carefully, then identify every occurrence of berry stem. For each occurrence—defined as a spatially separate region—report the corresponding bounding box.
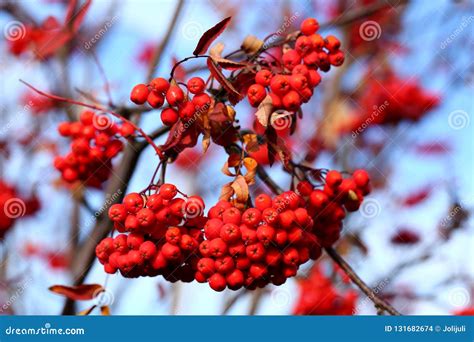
[169,55,210,82]
[20,80,165,159]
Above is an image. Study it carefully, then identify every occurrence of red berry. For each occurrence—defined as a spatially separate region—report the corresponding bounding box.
[191,93,211,112]
[162,242,181,261]
[255,194,272,211]
[325,35,341,52]
[165,85,185,106]
[282,49,301,70]
[247,84,266,107]
[270,75,290,96]
[326,170,343,188]
[160,108,179,126]
[300,18,319,36]
[159,183,177,200]
[147,91,165,108]
[123,193,144,214]
[150,77,170,94]
[130,84,150,104]
[108,204,127,222]
[226,269,244,290]
[197,257,215,277]
[209,273,226,291]
[352,169,370,188]
[255,69,273,86]
[222,207,242,225]
[139,241,157,260]
[187,77,206,94]
[220,223,241,243]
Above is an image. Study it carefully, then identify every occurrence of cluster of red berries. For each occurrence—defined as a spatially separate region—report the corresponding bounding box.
[346,74,439,134]
[54,111,134,187]
[95,170,371,291]
[293,265,357,315]
[96,184,206,280]
[0,180,40,239]
[247,18,344,111]
[195,191,322,291]
[297,169,371,247]
[130,77,211,127]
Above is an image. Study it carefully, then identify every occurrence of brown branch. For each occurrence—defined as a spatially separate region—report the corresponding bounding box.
[146,0,185,81]
[325,247,401,315]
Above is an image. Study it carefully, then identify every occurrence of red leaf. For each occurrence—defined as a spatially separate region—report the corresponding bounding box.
[207,58,243,105]
[214,58,248,71]
[193,17,231,56]
[49,284,103,301]
[401,186,432,207]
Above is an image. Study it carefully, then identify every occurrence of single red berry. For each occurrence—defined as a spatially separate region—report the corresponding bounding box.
[130,84,150,104]
[241,208,262,227]
[326,170,343,188]
[282,49,301,70]
[247,84,266,107]
[226,269,244,290]
[352,169,370,188]
[123,193,144,214]
[328,50,345,66]
[222,207,242,225]
[159,183,177,200]
[255,69,273,86]
[161,242,181,261]
[325,35,341,52]
[220,223,241,243]
[108,204,127,222]
[139,241,157,260]
[136,208,156,227]
[209,273,226,292]
[150,77,170,94]
[160,108,179,126]
[197,257,216,277]
[165,85,185,106]
[187,77,206,94]
[295,36,313,55]
[282,90,301,110]
[300,18,320,36]
[191,93,211,112]
[270,75,291,96]
[255,193,272,211]
[147,91,165,108]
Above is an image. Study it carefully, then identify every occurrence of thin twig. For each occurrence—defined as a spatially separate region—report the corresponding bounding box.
[146,0,185,81]
[325,247,401,315]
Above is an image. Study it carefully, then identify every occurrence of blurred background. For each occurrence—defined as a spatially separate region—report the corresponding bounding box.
[0,0,473,315]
